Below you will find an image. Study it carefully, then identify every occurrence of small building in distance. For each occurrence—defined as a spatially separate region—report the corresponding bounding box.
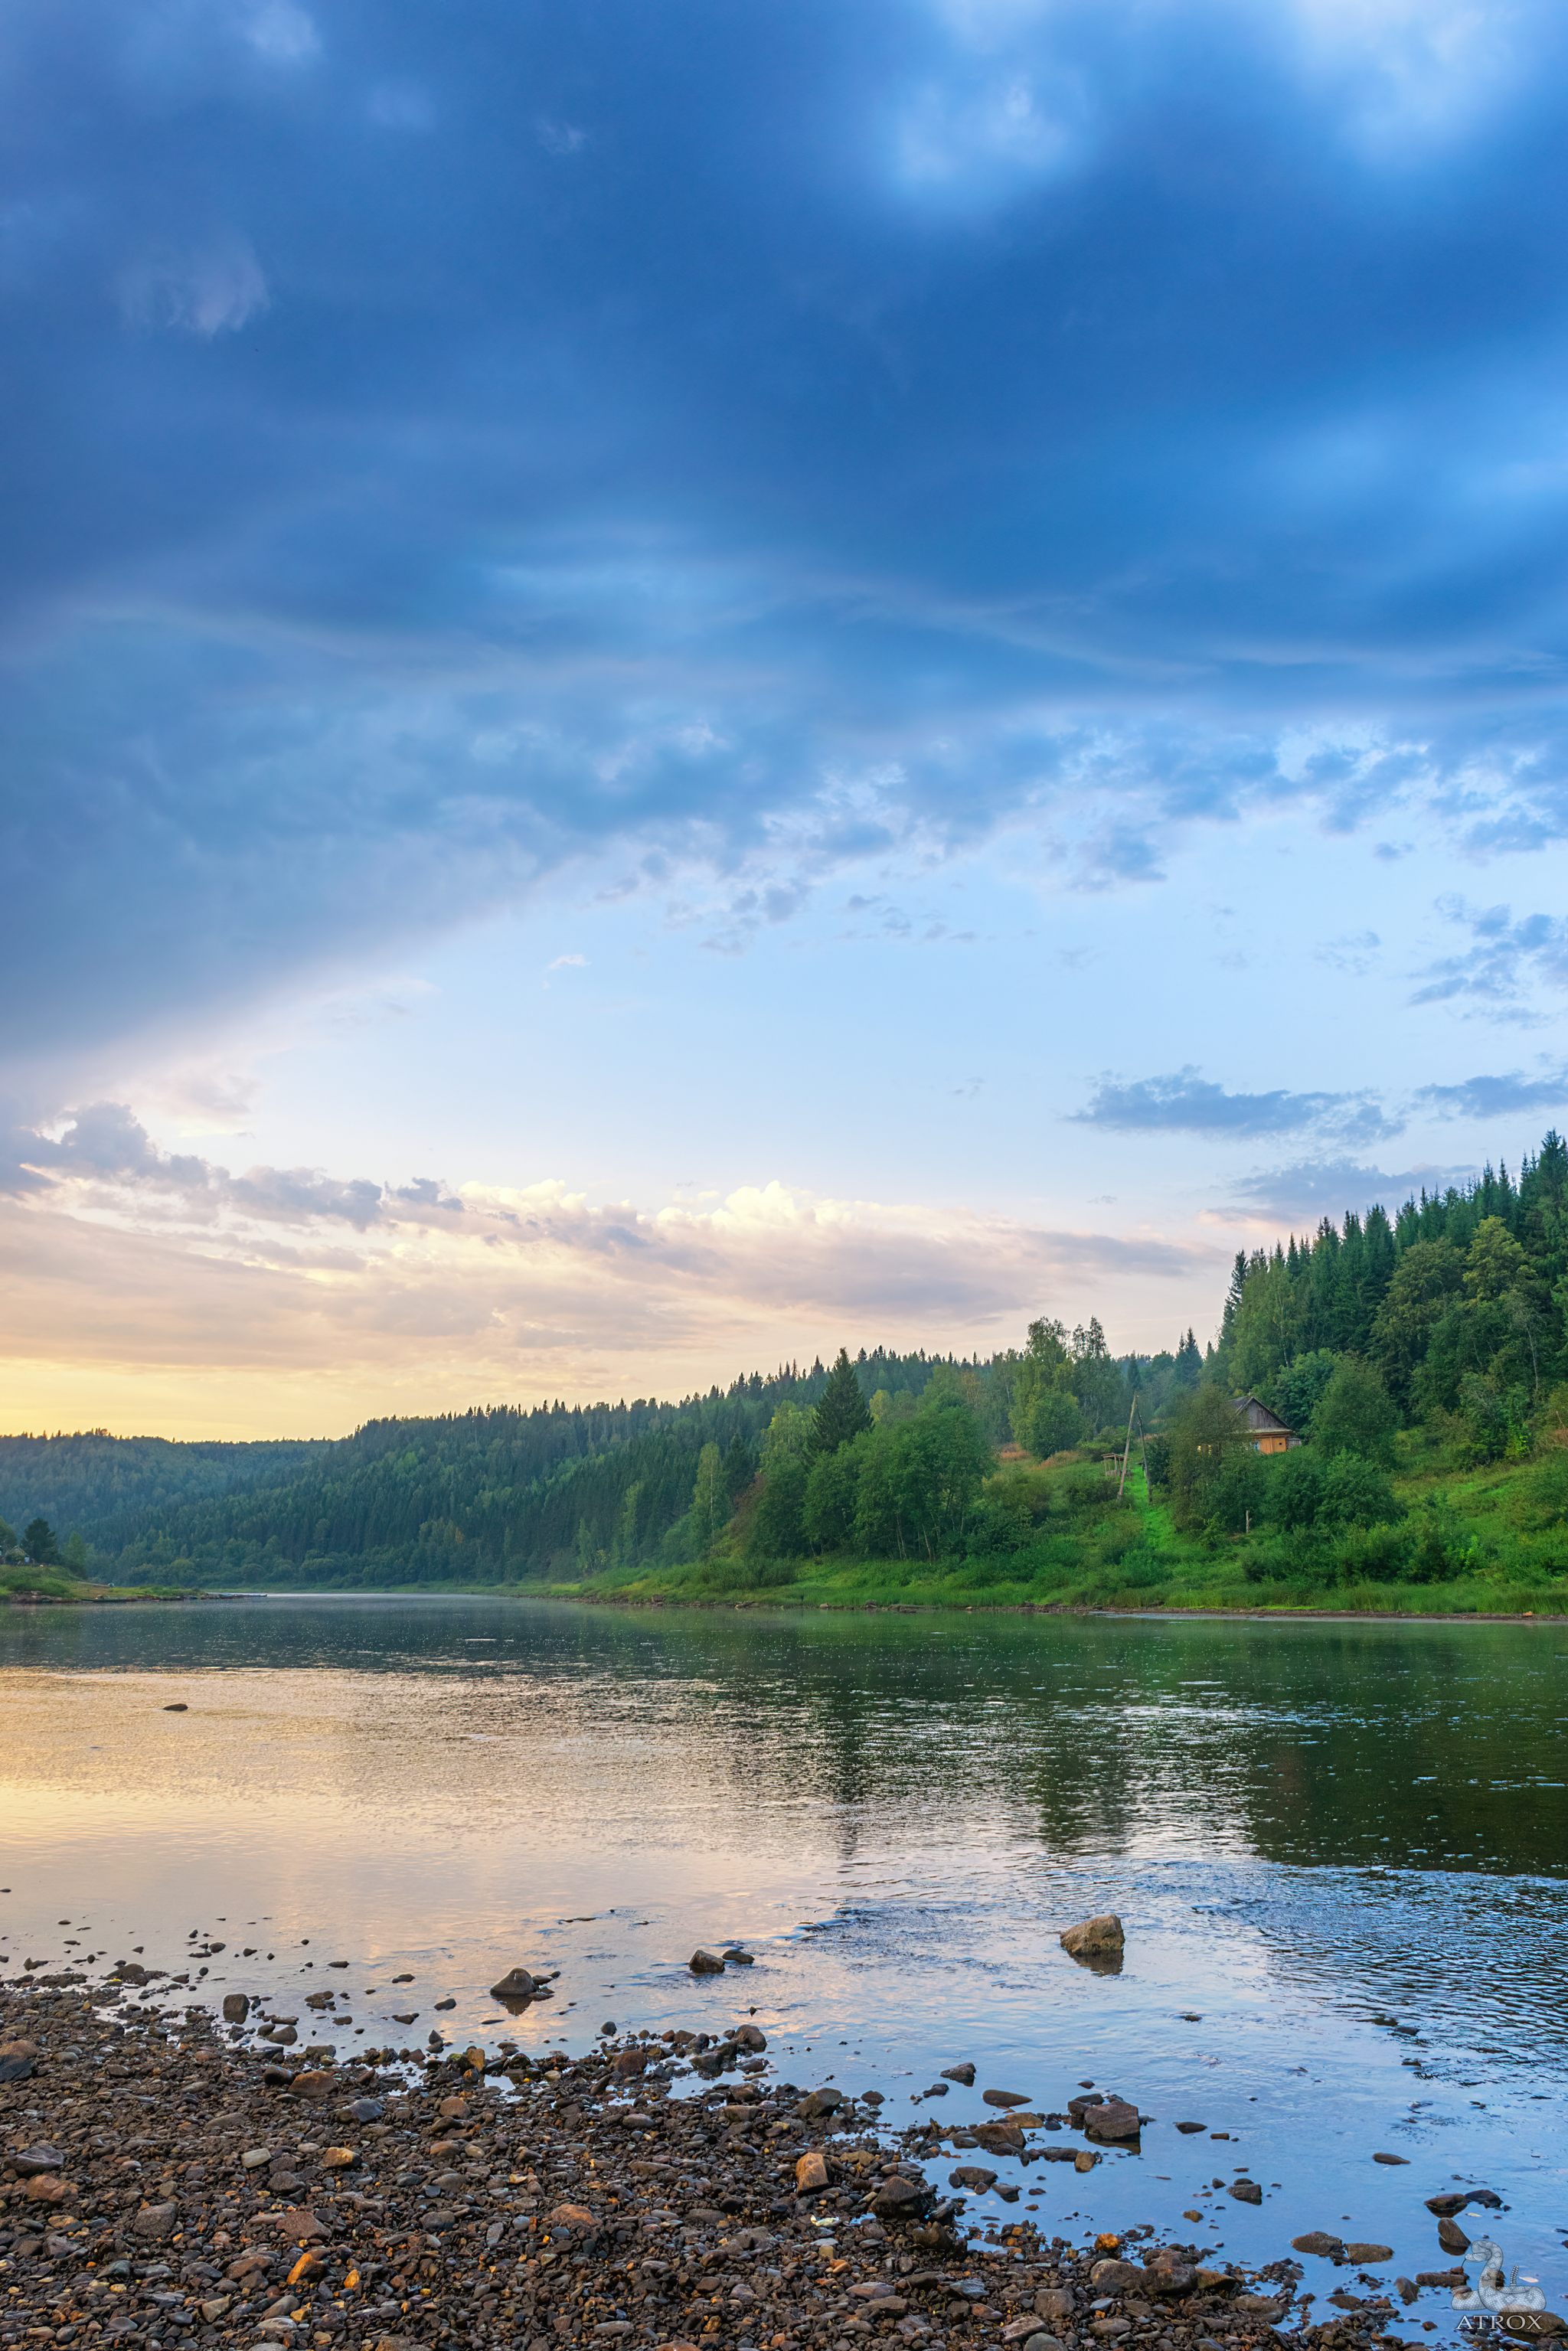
[1232,1395,1301,1454]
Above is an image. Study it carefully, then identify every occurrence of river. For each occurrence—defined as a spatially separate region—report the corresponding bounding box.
[2,1596,1565,2319]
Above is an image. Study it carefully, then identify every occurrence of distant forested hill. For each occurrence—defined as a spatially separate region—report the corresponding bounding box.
[0,1432,323,1564]
[23,1350,1021,1585]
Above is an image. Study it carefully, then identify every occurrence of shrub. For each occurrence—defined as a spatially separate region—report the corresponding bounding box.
[1331,1521,1413,1582]
[1405,1494,1485,1584]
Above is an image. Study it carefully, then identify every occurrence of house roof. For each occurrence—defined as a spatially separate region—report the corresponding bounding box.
[1232,1393,1296,1435]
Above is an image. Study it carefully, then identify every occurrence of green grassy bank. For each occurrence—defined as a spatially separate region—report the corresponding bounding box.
[507,1431,1568,1617]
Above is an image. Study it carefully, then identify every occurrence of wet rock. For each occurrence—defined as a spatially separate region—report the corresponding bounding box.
[1074,2150,1100,2172]
[488,1967,540,2000]
[162,1702,188,1712]
[1145,2264,1198,2297]
[611,2046,648,2078]
[1083,2099,1141,2143]
[795,2150,829,2192]
[1293,2235,1348,2259]
[0,2052,35,2082]
[735,2023,767,2049]
[1175,2121,1207,2134]
[949,2166,998,2189]
[870,2174,933,2220]
[797,2087,844,2118]
[1372,2152,1410,2165]
[1438,2219,1472,2253]
[288,2068,338,2102]
[1415,2271,1467,2290]
[974,2120,1026,2155]
[1344,2244,1393,2264]
[1229,2178,1263,2204]
[721,1948,755,1964]
[222,1992,250,2022]
[1397,2279,1420,2306]
[942,2062,976,2085]
[131,2202,178,2240]
[690,1948,727,1974]
[10,2144,62,2176]
[1428,2190,1499,2216]
[1090,2261,1145,2292]
[1059,1913,1125,1959]
[344,2096,384,2122]
[984,2089,1032,2108]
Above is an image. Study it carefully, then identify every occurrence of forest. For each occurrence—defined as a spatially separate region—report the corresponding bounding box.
[6,1129,1568,1611]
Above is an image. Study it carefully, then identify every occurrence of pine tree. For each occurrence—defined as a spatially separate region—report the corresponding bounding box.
[812,1347,874,1455]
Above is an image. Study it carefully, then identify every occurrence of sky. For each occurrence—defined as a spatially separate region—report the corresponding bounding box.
[6,0,1568,1438]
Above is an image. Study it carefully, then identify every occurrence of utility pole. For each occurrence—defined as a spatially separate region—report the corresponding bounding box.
[1116,1397,1137,1501]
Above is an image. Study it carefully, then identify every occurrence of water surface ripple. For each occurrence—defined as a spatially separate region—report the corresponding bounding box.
[2,1598,1564,2307]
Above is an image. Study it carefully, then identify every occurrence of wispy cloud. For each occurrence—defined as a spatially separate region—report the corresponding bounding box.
[1416,1068,1568,1119]
[1073,1068,1401,1144]
[1223,1155,1479,1226]
[1410,899,1568,1011]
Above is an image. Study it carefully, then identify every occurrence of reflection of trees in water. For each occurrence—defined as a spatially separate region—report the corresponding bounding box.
[5,1600,1562,1883]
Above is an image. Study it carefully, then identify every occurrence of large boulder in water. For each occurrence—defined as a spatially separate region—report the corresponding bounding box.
[1059,1914,1124,1961]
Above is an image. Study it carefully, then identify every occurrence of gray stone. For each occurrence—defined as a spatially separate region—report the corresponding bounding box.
[690,1950,727,1975]
[223,1994,250,2023]
[1293,2235,1347,2260]
[488,1967,540,2000]
[949,2166,998,2190]
[1083,2099,1140,2143]
[1229,2179,1263,2205]
[941,2062,976,2085]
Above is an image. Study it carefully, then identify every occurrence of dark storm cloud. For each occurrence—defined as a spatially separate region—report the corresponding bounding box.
[6,0,1568,1056]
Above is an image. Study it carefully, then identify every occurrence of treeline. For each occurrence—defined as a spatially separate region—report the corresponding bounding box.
[61,1350,1009,1583]
[0,1431,322,1551]
[1215,1132,1568,1461]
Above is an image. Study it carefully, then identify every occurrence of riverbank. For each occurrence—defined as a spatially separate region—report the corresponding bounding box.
[1,1971,1481,2351]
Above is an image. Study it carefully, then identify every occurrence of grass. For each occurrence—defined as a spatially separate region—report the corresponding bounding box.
[508,1432,1568,1617]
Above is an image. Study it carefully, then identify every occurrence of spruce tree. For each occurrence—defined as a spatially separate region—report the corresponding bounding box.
[812,1347,873,1455]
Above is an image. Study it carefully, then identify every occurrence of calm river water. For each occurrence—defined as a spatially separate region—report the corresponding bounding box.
[2,1598,1566,2319]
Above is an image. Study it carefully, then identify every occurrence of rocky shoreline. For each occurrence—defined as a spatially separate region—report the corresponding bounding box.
[1,1971,1538,2351]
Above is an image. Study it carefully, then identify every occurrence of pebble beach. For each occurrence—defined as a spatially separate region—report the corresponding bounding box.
[1,1957,1527,2351]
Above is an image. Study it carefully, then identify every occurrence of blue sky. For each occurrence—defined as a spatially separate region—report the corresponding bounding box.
[5,0,1568,1434]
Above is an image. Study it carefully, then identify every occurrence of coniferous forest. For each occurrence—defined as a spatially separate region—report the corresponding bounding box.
[7,1132,1568,1611]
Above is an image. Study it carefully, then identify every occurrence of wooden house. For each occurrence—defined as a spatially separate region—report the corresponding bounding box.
[1232,1395,1300,1454]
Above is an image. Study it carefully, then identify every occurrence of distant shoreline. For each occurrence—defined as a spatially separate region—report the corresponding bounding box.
[4,1584,1563,1626]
